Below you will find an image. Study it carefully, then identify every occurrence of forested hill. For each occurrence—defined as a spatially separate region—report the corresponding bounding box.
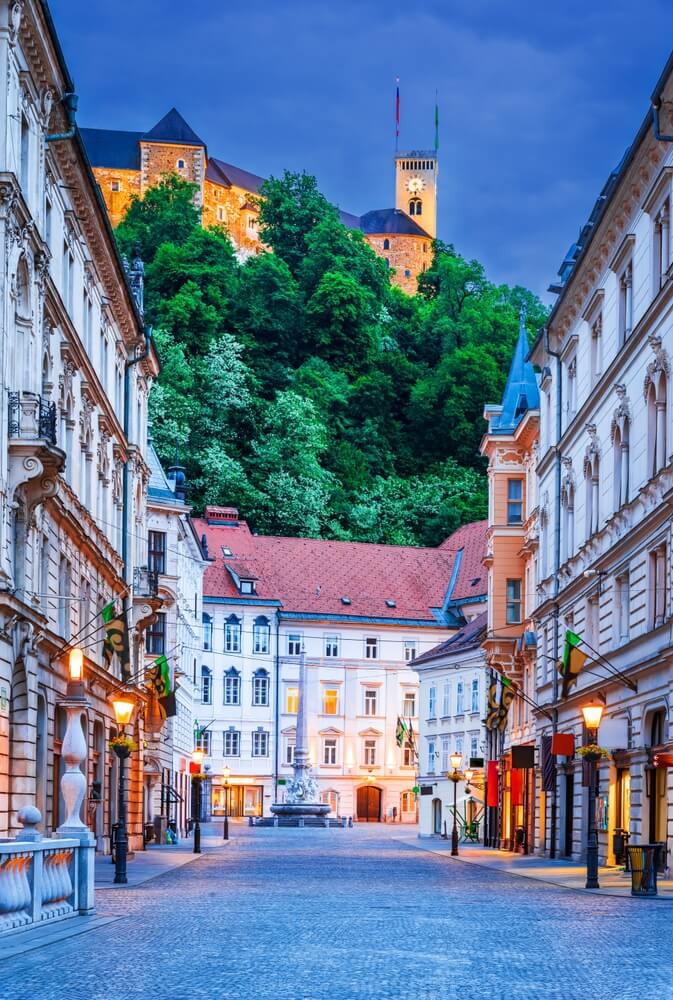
[116,173,547,547]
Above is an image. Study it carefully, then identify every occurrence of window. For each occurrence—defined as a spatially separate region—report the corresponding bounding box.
[470,735,479,758]
[286,687,299,714]
[322,789,339,813]
[20,114,29,191]
[562,480,575,562]
[619,263,633,345]
[45,197,52,249]
[409,198,422,215]
[403,739,415,767]
[403,692,416,717]
[58,556,71,639]
[506,579,522,625]
[616,572,630,645]
[201,666,212,705]
[252,670,269,706]
[224,730,240,756]
[240,580,255,594]
[565,357,577,424]
[288,634,302,656]
[441,736,449,773]
[507,479,523,524]
[654,198,670,293]
[455,735,464,756]
[404,641,417,662]
[194,730,211,756]
[323,738,337,765]
[323,688,338,715]
[176,158,185,170]
[364,689,378,716]
[456,681,464,715]
[224,669,240,706]
[148,530,166,575]
[613,418,630,511]
[647,369,667,479]
[284,737,295,764]
[364,739,377,766]
[62,241,73,314]
[471,678,479,713]
[401,790,415,812]
[404,269,411,279]
[253,616,270,654]
[383,238,390,250]
[585,453,600,539]
[441,680,450,717]
[225,615,241,653]
[650,544,667,629]
[217,206,226,222]
[147,612,166,655]
[202,613,213,651]
[325,635,340,657]
[110,179,120,192]
[428,685,436,718]
[427,740,436,773]
[590,314,602,385]
[252,731,269,757]
[365,637,378,659]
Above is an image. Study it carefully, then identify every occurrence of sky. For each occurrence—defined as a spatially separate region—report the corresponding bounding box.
[49,0,673,302]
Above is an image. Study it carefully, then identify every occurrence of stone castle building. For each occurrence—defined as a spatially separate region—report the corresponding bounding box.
[80,108,437,295]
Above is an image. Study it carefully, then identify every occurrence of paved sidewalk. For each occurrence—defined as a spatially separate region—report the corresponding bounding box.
[96,823,228,888]
[401,835,673,899]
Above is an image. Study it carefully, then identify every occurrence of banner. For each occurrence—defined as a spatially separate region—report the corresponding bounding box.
[487,760,498,807]
[541,734,556,792]
[557,629,587,699]
[497,681,516,733]
[101,601,131,681]
[395,716,408,748]
[484,678,499,730]
[147,654,171,697]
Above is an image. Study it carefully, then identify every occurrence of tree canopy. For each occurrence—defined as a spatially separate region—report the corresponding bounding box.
[116,171,547,546]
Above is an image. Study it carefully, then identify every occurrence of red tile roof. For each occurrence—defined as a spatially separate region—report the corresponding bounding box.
[413,611,488,664]
[195,510,487,623]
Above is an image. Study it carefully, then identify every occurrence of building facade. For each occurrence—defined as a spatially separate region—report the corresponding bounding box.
[190,507,486,822]
[415,613,488,838]
[481,314,540,852]
[80,109,436,294]
[0,0,160,851]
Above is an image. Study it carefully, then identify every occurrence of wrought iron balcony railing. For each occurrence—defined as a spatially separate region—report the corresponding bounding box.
[8,392,57,445]
[133,566,160,598]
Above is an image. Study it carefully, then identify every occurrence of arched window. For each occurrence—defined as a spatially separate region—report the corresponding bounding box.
[383,238,390,250]
[225,614,241,653]
[613,417,629,510]
[201,666,212,705]
[585,452,599,539]
[202,612,213,651]
[650,708,666,747]
[409,198,422,216]
[253,616,270,654]
[224,667,240,706]
[562,484,574,562]
[176,158,185,170]
[647,370,667,478]
[252,668,269,706]
[321,789,339,815]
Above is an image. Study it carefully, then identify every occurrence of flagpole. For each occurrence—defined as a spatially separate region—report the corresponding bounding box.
[50,588,130,662]
[395,77,400,153]
[576,636,638,692]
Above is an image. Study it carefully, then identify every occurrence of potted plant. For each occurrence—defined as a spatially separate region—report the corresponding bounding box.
[110,735,137,758]
[577,743,609,762]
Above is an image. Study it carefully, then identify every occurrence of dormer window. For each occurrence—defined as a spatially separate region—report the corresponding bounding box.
[341,596,351,606]
[222,547,233,557]
[385,599,396,608]
[240,579,256,595]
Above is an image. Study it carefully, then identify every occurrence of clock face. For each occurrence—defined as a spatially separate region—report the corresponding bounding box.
[406,176,426,194]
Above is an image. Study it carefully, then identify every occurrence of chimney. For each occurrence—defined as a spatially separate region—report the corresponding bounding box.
[204,506,240,525]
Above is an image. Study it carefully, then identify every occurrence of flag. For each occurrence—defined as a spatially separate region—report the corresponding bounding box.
[541,734,556,793]
[396,716,408,747]
[395,78,400,142]
[434,95,439,151]
[146,654,171,697]
[558,629,587,699]
[158,691,177,720]
[497,678,516,733]
[484,678,499,730]
[102,601,131,680]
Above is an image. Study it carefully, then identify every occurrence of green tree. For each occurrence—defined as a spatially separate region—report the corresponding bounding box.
[258,171,338,274]
[115,174,200,265]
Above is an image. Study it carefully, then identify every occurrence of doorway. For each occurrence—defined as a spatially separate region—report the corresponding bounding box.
[432,797,442,834]
[563,772,574,857]
[357,785,382,822]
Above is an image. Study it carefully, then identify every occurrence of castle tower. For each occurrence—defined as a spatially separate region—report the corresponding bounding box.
[394,151,438,239]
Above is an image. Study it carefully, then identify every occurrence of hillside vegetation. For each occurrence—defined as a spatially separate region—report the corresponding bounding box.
[116,173,546,546]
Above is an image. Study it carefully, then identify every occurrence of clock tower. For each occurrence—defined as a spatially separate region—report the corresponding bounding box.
[394,150,438,238]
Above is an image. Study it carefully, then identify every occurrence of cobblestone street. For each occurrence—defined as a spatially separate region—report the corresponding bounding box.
[4,825,673,1000]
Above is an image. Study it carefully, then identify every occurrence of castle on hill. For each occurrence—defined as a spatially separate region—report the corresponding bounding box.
[81,107,438,295]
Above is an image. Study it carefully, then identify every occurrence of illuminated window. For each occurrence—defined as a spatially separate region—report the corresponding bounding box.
[286,687,299,714]
[323,688,338,715]
[403,692,416,717]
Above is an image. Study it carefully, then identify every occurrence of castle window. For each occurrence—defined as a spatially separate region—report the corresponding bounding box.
[111,180,120,192]
[383,238,390,250]
[217,206,226,223]
[385,258,390,269]
[409,198,422,216]
[404,270,411,278]
[176,158,185,170]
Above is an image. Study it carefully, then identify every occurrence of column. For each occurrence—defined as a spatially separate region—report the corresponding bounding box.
[591,476,599,535]
[624,266,633,334]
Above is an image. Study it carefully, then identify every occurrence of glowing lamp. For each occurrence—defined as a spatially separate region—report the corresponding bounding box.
[222,765,231,783]
[450,753,463,771]
[366,772,375,783]
[192,749,204,766]
[68,646,84,682]
[464,769,474,782]
[111,697,134,726]
[581,703,604,733]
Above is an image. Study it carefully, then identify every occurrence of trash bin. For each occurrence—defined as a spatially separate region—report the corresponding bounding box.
[626,843,662,896]
[613,828,629,866]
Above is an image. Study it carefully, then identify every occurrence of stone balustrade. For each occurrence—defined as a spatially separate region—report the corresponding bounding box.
[0,807,94,935]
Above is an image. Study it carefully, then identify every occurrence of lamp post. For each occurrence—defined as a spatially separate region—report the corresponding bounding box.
[581,702,604,890]
[222,765,230,841]
[192,749,204,854]
[448,752,463,857]
[111,696,134,885]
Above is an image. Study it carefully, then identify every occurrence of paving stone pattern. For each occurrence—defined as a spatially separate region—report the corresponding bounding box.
[4,824,673,1000]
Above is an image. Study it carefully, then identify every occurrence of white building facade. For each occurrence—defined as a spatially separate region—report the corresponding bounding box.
[193,507,488,822]
[531,52,673,872]
[0,0,160,849]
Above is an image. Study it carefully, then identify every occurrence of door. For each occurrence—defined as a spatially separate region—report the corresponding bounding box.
[357,785,382,822]
[432,798,442,835]
[649,767,667,871]
[563,772,574,858]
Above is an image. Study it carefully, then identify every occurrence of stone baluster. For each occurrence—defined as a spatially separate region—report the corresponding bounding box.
[58,702,87,835]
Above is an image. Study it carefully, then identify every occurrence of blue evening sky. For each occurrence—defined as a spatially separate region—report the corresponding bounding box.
[49,0,672,302]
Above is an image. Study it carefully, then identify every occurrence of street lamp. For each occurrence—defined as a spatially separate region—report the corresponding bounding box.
[464,768,474,793]
[448,752,463,857]
[111,695,135,885]
[581,702,605,890]
[222,765,230,841]
[192,749,204,855]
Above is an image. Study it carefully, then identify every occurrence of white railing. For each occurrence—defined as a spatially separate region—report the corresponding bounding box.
[0,808,94,935]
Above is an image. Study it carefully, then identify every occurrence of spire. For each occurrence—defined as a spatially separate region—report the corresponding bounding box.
[492,305,539,433]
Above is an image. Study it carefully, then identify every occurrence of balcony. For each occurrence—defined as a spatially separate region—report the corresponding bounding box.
[133,566,159,598]
[7,391,64,517]
[131,565,162,636]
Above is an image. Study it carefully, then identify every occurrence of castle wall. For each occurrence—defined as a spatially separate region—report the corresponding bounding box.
[365,233,432,295]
